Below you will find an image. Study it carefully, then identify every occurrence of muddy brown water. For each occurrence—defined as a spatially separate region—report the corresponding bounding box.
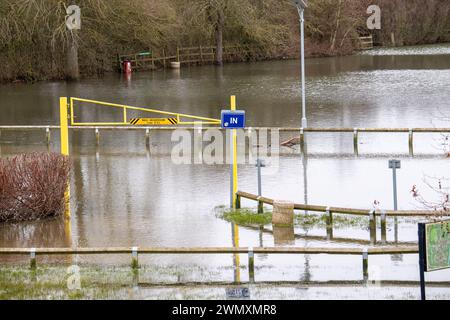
[0,44,449,296]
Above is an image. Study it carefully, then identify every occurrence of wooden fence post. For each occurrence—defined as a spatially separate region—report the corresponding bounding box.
[326,206,333,240]
[380,210,387,244]
[162,49,166,68]
[409,129,414,155]
[369,210,377,245]
[200,45,203,63]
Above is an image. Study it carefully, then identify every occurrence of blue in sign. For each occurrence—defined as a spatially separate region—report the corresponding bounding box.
[221,110,246,129]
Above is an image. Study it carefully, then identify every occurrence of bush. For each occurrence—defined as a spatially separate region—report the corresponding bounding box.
[0,153,71,223]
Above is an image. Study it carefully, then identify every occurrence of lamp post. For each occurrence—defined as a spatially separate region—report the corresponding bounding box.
[292,0,308,128]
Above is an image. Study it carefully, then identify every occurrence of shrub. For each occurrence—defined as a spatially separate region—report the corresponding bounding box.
[0,153,71,223]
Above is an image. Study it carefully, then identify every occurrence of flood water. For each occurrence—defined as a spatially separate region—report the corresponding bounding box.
[1,43,450,298]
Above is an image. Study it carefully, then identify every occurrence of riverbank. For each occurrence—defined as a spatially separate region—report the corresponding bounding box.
[1,0,449,83]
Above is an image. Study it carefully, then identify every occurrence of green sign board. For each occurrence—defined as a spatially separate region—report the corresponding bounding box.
[424,220,450,271]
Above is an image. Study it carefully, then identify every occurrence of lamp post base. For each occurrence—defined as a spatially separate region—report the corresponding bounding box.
[301,117,307,128]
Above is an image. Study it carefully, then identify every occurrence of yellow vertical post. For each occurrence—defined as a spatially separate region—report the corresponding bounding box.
[231,95,238,209]
[60,97,71,219]
[232,222,241,284]
[60,97,69,156]
[229,95,240,282]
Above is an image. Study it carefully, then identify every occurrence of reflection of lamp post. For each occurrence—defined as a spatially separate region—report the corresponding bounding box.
[292,0,308,128]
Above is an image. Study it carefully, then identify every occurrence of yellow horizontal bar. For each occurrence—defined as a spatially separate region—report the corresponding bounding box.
[71,98,220,123]
[72,122,128,126]
[179,121,221,125]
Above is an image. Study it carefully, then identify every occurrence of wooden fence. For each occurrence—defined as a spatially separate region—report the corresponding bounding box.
[236,190,447,245]
[358,35,374,50]
[1,126,449,155]
[236,190,444,217]
[118,45,256,71]
[0,246,419,282]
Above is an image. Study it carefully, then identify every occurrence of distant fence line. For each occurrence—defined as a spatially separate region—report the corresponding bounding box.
[0,246,419,282]
[1,126,449,155]
[117,45,259,71]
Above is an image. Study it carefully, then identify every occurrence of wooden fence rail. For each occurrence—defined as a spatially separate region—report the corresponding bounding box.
[0,246,418,282]
[236,190,445,217]
[118,45,257,71]
[1,126,449,155]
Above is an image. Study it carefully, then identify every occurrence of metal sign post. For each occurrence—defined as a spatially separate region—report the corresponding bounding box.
[221,96,246,209]
[388,159,401,210]
[256,158,265,197]
[418,223,426,300]
[389,159,401,242]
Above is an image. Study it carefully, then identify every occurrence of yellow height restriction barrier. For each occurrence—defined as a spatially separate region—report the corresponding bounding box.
[68,97,221,126]
[59,96,222,215]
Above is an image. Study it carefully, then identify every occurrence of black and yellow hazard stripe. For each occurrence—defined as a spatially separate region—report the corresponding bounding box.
[129,117,179,125]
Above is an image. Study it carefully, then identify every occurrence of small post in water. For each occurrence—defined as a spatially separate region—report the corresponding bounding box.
[299,128,305,153]
[30,248,36,270]
[362,248,369,282]
[353,128,359,155]
[131,246,139,269]
[145,128,150,150]
[248,247,255,283]
[95,128,100,146]
[46,126,51,146]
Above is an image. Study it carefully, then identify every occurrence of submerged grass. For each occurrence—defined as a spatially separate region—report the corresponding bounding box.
[216,206,378,229]
[219,208,273,226]
[0,263,225,300]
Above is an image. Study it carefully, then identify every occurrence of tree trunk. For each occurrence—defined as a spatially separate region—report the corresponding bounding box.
[66,33,80,80]
[214,9,224,66]
[330,0,342,52]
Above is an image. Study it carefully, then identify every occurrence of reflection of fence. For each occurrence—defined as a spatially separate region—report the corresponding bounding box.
[0,246,419,281]
[118,45,257,71]
[243,224,416,247]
